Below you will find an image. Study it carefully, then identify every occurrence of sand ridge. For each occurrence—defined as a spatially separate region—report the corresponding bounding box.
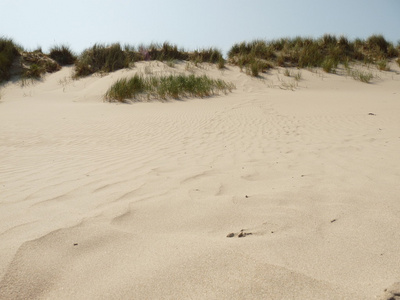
[1,61,400,299]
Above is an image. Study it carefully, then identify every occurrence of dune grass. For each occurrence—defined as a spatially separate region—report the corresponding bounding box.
[0,37,20,82]
[74,43,130,77]
[350,70,374,83]
[19,51,61,80]
[0,38,61,83]
[104,74,235,102]
[49,45,76,65]
[283,69,302,81]
[377,59,389,71]
[228,34,399,78]
[73,42,225,78]
[1,35,397,84]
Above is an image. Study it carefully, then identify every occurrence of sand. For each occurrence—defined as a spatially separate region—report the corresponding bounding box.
[0,61,399,299]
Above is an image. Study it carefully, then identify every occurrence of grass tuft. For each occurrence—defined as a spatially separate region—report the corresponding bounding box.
[74,43,129,77]
[294,71,302,81]
[0,37,20,82]
[351,70,373,83]
[104,74,235,102]
[321,58,338,73]
[49,45,76,65]
[190,48,224,64]
[377,60,389,71]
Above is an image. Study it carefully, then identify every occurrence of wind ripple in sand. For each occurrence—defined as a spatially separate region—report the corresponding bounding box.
[1,64,400,299]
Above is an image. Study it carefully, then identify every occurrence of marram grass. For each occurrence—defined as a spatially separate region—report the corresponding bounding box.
[104,74,235,102]
[228,34,399,77]
[0,37,20,82]
[49,45,76,66]
[350,70,374,83]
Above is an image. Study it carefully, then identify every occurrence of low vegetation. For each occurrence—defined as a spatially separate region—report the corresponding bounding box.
[74,43,129,77]
[104,74,235,102]
[377,59,389,71]
[1,38,62,82]
[49,45,76,65]
[349,70,374,83]
[0,37,20,82]
[1,35,398,85]
[73,42,225,78]
[283,69,302,81]
[20,50,61,80]
[228,34,399,79]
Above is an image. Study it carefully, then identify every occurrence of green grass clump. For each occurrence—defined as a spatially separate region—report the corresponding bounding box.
[104,74,235,102]
[377,59,389,71]
[23,63,45,79]
[74,43,129,77]
[321,57,338,73]
[217,56,225,69]
[0,37,20,82]
[246,59,269,77]
[366,35,389,55]
[189,48,224,64]
[49,45,76,65]
[283,69,302,80]
[147,42,189,61]
[351,70,373,83]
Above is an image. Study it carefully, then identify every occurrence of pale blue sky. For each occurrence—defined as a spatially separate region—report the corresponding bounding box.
[2,0,399,55]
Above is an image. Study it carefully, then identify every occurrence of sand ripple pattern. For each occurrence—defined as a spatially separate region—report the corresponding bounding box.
[1,65,400,299]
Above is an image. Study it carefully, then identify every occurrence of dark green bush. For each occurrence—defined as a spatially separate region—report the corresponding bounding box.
[0,37,20,82]
[49,45,76,65]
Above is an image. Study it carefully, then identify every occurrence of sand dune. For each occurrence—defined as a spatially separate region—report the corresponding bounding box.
[1,61,400,299]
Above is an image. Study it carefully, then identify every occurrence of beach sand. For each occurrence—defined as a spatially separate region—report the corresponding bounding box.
[0,61,399,299]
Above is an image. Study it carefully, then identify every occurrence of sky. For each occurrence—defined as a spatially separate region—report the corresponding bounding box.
[1,0,399,55]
